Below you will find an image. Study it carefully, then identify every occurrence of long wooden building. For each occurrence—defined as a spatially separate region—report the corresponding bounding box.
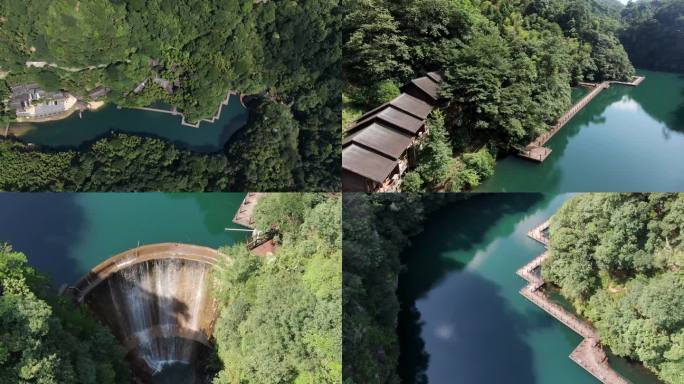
[342,72,444,192]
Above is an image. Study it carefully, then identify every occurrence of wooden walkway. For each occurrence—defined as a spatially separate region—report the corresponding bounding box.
[518,76,645,163]
[232,192,265,229]
[518,220,630,384]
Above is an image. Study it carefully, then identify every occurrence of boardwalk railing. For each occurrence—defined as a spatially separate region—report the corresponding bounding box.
[518,220,630,384]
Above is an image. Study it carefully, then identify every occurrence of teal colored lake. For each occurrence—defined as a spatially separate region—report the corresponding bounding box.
[7,97,247,152]
[0,193,250,286]
[478,70,684,192]
[397,193,663,384]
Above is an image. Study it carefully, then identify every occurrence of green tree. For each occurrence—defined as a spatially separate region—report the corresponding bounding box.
[0,244,129,384]
[212,194,341,384]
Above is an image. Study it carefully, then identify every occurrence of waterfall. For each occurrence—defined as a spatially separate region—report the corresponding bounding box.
[105,258,211,373]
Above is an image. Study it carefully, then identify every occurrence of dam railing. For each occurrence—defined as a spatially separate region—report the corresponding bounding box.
[70,243,223,302]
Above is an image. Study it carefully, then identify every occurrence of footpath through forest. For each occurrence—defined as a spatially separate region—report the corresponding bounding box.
[517,220,630,384]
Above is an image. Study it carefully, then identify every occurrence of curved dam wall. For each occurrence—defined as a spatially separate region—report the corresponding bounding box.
[76,243,227,376]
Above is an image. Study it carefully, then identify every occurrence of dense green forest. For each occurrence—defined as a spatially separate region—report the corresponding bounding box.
[545,193,684,384]
[212,193,342,383]
[0,133,233,191]
[343,0,635,191]
[343,193,454,383]
[0,0,341,191]
[0,244,130,383]
[620,0,684,73]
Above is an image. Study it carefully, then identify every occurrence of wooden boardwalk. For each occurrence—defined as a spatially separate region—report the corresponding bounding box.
[518,220,630,384]
[232,192,265,229]
[518,76,645,163]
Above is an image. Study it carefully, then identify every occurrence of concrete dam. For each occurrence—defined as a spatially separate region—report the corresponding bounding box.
[72,243,227,380]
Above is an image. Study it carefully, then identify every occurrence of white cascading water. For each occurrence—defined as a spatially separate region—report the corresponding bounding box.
[107,259,210,373]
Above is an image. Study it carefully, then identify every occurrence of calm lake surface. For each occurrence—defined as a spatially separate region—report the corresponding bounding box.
[0,193,250,286]
[478,70,684,192]
[7,97,247,152]
[397,193,663,384]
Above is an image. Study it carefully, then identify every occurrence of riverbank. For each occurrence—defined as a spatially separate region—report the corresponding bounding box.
[6,94,248,152]
[396,194,664,384]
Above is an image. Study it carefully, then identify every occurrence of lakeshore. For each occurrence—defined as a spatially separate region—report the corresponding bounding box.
[519,220,628,384]
[478,69,684,192]
[518,76,645,162]
[397,194,663,384]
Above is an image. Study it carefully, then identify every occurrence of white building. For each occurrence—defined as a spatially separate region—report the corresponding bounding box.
[10,84,77,118]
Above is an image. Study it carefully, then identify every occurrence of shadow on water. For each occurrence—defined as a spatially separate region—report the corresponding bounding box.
[398,193,544,299]
[0,193,86,288]
[397,193,545,384]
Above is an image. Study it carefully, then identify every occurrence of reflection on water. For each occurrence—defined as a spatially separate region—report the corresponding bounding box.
[478,70,684,192]
[398,194,663,384]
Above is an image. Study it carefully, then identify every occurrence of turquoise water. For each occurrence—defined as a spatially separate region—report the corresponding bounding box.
[478,70,684,192]
[398,193,662,384]
[8,97,248,152]
[0,193,250,286]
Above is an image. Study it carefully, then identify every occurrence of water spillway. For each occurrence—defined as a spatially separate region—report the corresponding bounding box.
[74,243,225,380]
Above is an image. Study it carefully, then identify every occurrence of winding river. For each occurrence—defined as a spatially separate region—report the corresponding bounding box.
[6,98,247,152]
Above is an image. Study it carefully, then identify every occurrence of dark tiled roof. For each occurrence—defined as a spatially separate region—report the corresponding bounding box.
[411,76,441,101]
[390,93,434,120]
[356,105,424,135]
[342,144,397,184]
[343,122,413,159]
[427,71,444,83]
[342,71,444,188]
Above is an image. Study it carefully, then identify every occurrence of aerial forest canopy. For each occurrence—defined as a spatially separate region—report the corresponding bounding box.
[0,244,130,384]
[620,0,684,73]
[212,193,342,383]
[544,193,684,384]
[343,0,635,189]
[0,0,341,192]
